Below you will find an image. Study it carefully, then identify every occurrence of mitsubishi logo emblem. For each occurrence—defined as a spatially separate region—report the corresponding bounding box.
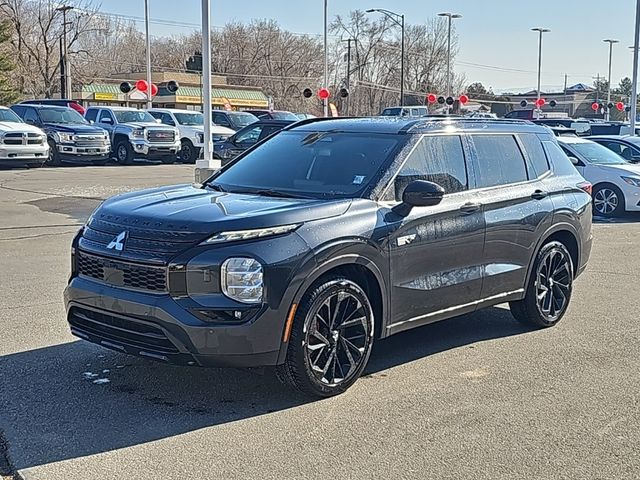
[107,231,127,251]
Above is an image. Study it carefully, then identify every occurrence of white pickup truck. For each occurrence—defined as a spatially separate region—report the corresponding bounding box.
[148,108,235,163]
[0,106,48,166]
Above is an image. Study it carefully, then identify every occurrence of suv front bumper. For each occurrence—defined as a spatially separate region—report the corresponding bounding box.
[57,143,110,161]
[0,144,48,162]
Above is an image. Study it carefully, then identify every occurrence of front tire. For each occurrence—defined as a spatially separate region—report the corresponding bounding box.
[179,139,196,163]
[46,140,61,166]
[115,140,134,165]
[510,241,574,328]
[277,276,375,397]
[593,184,625,217]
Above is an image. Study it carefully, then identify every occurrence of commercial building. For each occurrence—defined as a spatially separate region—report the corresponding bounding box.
[72,72,269,111]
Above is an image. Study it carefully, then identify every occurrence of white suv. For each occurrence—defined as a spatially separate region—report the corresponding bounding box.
[558,135,640,217]
[0,106,48,166]
[149,108,234,163]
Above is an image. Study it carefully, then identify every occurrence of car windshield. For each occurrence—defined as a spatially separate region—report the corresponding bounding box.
[570,141,629,165]
[39,107,87,124]
[113,110,156,123]
[174,112,203,126]
[0,109,23,123]
[229,112,258,128]
[271,111,299,121]
[210,131,402,199]
[381,108,404,116]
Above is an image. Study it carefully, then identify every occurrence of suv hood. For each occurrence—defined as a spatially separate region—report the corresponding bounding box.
[42,123,106,134]
[96,184,351,235]
[0,121,43,134]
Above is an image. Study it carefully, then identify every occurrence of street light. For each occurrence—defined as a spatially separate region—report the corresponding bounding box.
[366,8,405,106]
[55,5,74,99]
[323,0,328,117]
[144,0,152,109]
[633,0,640,133]
[438,12,462,101]
[603,39,619,121]
[531,27,551,119]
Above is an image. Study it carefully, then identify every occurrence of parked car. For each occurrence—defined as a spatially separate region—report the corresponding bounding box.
[380,106,428,117]
[0,106,48,167]
[85,106,180,164]
[534,119,592,135]
[212,110,259,131]
[588,135,640,163]
[557,136,640,217]
[20,99,85,116]
[11,104,110,166]
[243,109,300,121]
[148,108,234,163]
[65,117,592,397]
[295,113,317,120]
[213,119,294,165]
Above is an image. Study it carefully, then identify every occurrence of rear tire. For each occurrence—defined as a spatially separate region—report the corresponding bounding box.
[510,241,574,328]
[593,184,625,217]
[115,140,134,165]
[46,140,61,166]
[277,276,375,397]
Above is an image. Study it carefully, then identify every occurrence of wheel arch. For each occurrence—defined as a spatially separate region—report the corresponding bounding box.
[524,223,580,290]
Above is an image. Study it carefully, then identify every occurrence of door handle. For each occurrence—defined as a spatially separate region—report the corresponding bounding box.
[531,189,548,200]
[459,202,482,214]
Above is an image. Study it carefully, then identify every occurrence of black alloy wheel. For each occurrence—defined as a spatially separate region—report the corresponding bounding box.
[277,277,374,397]
[180,140,196,163]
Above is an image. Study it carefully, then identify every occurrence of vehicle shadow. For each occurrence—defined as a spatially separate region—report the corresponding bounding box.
[0,306,529,473]
[593,212,640,224]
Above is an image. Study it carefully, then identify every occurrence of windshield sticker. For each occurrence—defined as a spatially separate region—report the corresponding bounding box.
[353,175,365,185]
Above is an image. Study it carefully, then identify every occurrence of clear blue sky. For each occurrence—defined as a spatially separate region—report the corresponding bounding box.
[103,0,639,93]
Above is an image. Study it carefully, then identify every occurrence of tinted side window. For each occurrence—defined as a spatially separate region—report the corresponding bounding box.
[235,125,263,144]
[11,105,26,118]
[85,109,98,123]
[148,111,162,120]
[545,142,581,175]
[472,134,528,188]
[519,133,550,177]
[390,135,468,201]
[161,113,175,126]
[98,110,114,124]
[213,113,230,127]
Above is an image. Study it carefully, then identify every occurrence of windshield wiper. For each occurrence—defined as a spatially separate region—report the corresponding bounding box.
[233,189,303,199]
[205,183,226,193]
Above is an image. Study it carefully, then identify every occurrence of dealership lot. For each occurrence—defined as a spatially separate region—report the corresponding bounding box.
[1,165,639,480]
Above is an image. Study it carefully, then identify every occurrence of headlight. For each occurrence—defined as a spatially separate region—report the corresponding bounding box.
[621,176,640,187]
[221,257,263,304]
[201,224,300,244]
[58,132,73,142]
[132,128,145,139]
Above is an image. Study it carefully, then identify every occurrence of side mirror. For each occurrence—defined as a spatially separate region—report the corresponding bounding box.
[155,118,162,124]
[403,180,445,207]
[25,119,36,125]
[630,154,640,163]
[89,119,95,124]
[568,156,580,166]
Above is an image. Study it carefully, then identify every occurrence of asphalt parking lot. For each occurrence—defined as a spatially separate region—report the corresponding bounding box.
[1,165,639,480]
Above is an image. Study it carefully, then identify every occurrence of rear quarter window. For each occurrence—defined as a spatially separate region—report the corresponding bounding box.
[519,133,550,177]
[542,141,580,176]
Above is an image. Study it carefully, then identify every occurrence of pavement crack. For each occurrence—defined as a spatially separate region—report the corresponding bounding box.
[0,184,104,202]
[0,230,78,242]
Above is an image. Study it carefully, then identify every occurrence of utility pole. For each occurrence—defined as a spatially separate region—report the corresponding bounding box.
[144,0,153,109]
[59,38,65,98]
[342,38,355,115]
[603,39,619,121]
[323,0,328,117]
[531,27,550,120]
[563,74,568,115]
[56,5,74,99]
[632,1,640,134]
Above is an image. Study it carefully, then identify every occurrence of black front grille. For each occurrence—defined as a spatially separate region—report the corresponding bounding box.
[77,251,167,292]
[147,129,175,143]
[3,132,43,145]
[68,307,179,355]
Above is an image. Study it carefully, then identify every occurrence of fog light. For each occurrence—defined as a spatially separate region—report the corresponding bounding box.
[221,257,263,304]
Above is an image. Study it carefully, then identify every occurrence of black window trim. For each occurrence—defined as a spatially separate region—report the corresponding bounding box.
[516,133,551,180]
[377,132,472,203]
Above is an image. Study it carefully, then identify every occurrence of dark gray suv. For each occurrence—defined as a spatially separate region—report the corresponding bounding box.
[64,117,592,397]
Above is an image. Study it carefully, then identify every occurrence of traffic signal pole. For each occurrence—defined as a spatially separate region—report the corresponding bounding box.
[323,0,329,117]
[631,0,640,133]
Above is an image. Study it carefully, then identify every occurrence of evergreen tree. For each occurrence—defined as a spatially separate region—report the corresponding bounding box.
[0,21,19,105]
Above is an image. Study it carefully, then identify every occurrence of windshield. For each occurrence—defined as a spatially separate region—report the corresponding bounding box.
[0,109,23,123]
[271,111,299,121]
[39,107,87,124]
[229,112,258,128]
[570,141,629,165]
[381,108,404,116]
[210,131,402,199]
[174,112,203,126]
[113,110,156,124]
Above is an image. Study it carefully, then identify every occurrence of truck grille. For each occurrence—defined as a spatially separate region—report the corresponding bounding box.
[3,132,44,145]
[74,134,108,147]
[147,129,175,143]
[77,250,168,293]
[68,307,180,355]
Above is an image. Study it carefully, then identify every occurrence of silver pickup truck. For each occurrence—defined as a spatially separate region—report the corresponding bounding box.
[0,106,48,166]
[85,106,180,164]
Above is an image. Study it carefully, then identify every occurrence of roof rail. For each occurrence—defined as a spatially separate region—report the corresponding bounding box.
[282,116,360,130]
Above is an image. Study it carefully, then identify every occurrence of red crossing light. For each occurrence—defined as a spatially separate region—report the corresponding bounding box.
[318,88,330,100]
[427,93,437,104]
[459,94,469,105]
[591,102,600,111]
[535,98,545,108]
[135,79,148,92]
[616,102,625,112]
